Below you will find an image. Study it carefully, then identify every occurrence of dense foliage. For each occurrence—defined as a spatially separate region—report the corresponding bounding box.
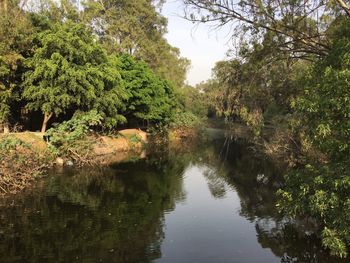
[294,17,350,161]
[83,0,190,88]
[0,0,32,133]
[23,21,128,132]
[119,54,176,125]
[45,110,103,163]
[277,17,350,257]
[0,0,194,134]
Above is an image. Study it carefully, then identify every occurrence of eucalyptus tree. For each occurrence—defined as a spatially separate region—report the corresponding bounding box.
[202,29,305,135]
[83,0,189,88]
[83,0,166,54]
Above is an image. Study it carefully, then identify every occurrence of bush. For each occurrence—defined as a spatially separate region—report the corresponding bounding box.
[170,110,201,129]
[277,161,350,258]
[46,110,102,163]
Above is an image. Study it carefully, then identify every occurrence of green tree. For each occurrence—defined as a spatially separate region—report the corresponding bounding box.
[91,55,128,129]
[177,84,208,119]
[201,32,303,135]
[294,16,350,160]
[119,54,176,125]
[277,17,350,258]
[83,0,189,88]
[23,20,127,132]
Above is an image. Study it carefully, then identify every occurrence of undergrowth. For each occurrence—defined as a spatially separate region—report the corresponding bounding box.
[46,110,103,166]
[0,136,49,195]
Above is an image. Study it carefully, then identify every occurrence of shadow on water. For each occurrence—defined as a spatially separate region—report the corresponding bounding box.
[0,129,346,262]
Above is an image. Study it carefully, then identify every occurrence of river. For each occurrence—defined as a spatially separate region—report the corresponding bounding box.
[0,129,345,262]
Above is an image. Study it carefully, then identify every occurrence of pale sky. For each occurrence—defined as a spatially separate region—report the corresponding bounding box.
[161,0,232,86]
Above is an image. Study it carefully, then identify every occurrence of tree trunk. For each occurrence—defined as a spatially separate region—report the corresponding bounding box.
[41,112,53,133]
[3,122,9,134]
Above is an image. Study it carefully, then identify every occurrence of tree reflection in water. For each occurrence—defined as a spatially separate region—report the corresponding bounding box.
[196,133,347,263]
[0,159,186,262]
[0,130,346,262]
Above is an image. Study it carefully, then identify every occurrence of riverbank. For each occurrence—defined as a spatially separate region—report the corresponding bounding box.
[0,129,148,195]
[0,127,201,196]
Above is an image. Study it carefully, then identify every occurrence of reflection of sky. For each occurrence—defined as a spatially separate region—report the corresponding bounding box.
[161,0,231,86]
[156,165,280,263]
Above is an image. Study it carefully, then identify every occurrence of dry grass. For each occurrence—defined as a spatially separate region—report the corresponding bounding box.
[0,132,47,152]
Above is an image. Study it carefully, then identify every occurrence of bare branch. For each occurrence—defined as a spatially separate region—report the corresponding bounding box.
[335,0,350,17]
[182,0,334,58]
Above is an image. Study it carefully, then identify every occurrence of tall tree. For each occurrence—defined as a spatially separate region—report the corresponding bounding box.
[83,0,190,88]
[23,20,126,132]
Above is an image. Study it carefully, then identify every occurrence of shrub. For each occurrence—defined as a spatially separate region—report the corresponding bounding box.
[277,162,350,258]
[170,110,201,129]
[46,110,102,164]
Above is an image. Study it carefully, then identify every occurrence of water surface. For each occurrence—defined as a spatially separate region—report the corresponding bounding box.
[0,130,344,262]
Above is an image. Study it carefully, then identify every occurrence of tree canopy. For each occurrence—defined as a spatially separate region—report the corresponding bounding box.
[183,0,350,59]
[83,0,190,87]
[22,21,128,132]
[0,0,192,132]
[119,54,176,125]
